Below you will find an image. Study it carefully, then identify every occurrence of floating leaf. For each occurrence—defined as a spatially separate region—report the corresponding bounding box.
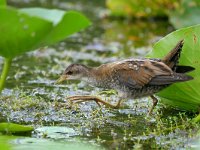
[0,135,13,150]
[35,126,78,139]
[148,24,200,111]
[0,7,91,58]
[12,137,103,150]
[1,135,104,150]
[20,8,91,45]
[0,122,33,133]
[0,0,6,6]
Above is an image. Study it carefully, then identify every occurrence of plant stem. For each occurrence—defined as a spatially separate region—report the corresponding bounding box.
[0,58,12,93]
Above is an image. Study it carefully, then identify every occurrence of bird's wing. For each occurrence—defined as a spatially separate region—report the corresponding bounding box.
[112,60,173,88]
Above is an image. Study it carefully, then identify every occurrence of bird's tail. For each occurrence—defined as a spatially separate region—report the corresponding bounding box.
[175,65,195,73]
[162,40,184,70]
[162,40,195,73]
[149,73,193,85]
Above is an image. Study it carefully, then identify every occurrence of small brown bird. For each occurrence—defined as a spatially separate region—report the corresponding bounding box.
[57,40,194,114]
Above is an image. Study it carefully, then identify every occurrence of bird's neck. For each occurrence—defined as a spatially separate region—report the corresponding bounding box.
[83,65,110,87]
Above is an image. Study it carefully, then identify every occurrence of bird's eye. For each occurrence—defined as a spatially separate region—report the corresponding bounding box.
[67,71,73,75]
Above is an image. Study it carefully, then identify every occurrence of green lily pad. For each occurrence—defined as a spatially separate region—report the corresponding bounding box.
[148,24,200,111]
[35,126,78,139]
[12,137,103,150]
[0,135,14,150]
[20,8,91,45]
[1,135,104,150]
[0,0,6,6]
[0,122,33,133]
[0,135,13,150]
[0,7,91,58]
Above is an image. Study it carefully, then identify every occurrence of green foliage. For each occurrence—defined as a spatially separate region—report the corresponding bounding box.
[0,135,13,150]
[21,8,91,47]
[0,122,33,133]
[0,6,90,93]
[149,24,200,111]
[106,0,178,18]
[0,0,6,6]
[0,134,103,150]
[106,0,200,30]
[169,0,200,29]
[0,7,91,58]
[35,126,78,139]
[13,137,103,150]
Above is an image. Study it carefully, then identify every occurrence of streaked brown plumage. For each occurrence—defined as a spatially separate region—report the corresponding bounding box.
[57,40,194,114]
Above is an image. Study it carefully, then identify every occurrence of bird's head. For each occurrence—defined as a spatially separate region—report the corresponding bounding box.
[56,64,91,83]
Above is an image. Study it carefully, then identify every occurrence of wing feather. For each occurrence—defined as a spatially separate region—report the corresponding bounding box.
[112,60,173,88]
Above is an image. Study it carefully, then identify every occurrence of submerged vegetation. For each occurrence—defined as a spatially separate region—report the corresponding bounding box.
[0,91,200,149]
[1,0,200,149]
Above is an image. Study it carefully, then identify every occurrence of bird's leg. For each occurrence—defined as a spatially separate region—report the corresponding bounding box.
[148,95,158,115]
[66,95,123,109]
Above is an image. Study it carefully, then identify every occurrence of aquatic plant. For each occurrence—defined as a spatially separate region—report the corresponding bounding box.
[149,24,200,113]
[0,0,91,93]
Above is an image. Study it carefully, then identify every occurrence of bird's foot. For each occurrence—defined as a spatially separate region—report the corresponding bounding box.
[66,95,122,109]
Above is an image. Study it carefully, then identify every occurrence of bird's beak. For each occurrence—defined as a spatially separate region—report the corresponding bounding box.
[55,75,68,84]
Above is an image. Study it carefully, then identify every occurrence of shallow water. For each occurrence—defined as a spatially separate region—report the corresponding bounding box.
[0,0,199,149]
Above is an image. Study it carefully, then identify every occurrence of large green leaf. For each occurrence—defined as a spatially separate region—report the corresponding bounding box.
[0,7,91,58]
[12,137,103,150]
[0,135,14,150]
[0,7,52,58]
[0,122,33,133]
[0,0,6,6]
[20,8,91,45]
[148,24,200,111]
[2,135,104,150]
